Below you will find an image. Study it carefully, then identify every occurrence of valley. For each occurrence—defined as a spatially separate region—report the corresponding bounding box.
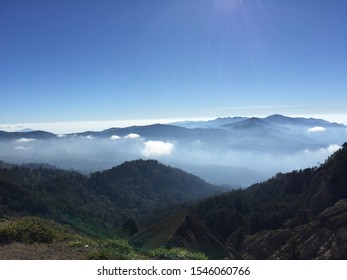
[1,115,346,187]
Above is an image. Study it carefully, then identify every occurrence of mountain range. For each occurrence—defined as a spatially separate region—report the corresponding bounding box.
[0,114,346,186]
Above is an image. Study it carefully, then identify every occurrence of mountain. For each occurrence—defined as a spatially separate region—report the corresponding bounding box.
[78,123,230,144]
[265,114,345,128]
[176,164,266,187]
[0,159,223,236]
[131,143,347,259]
[15,128,34,133]
[171,117,248,129]
[88,160,223,218]
[173,114,346,130]
[0,115,345,142]
[224,117,276,130]
[0,130,56,140]
[77,124,190,139]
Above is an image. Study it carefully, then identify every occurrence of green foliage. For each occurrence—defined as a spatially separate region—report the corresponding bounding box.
[0,217,53,244]
[87,238,208,260]
[87,238,144,260]
[147,247,208,260]
[0,159,220,237]
[122,218,139,237]
[190,144,347,251]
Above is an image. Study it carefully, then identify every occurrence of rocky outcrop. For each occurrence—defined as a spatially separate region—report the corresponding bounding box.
[240,199,347,259]
[167,215,233,259]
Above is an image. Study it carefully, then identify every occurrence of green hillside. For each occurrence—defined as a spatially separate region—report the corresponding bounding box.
[0,216,206,260]
[0,159,221,237]
[132,143,347,259]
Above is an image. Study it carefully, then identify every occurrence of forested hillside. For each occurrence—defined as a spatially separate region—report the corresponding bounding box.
[132,143,347,259]
[0,160,221,237]
[1,144,347,259]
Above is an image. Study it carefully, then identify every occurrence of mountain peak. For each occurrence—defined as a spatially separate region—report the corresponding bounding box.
[15,128,34,133]
[224,117,272,130]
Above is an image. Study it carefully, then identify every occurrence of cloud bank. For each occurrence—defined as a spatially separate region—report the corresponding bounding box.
[308,126,326,133]
[125,133,141,139]
[16,138,36,143]
[320,144,341,154]
[141,141,174,157]
[110,135,121,140]
[14,146,32,151]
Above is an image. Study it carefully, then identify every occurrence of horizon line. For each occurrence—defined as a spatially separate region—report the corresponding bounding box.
[1,113,346,134]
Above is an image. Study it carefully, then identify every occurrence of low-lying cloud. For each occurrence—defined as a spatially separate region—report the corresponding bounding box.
[125,133,141,139]
[16,138,36,143]
[320,144,341,154]
[141,141,174,157]
[110,135,121,140]
[1,124,345,187]
[15,146,32,151]
[308,126,326,133]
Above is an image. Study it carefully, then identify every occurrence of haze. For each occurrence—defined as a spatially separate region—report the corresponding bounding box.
[1,115,346,187]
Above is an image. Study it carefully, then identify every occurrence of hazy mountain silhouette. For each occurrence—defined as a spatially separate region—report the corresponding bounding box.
[0,115,346,186]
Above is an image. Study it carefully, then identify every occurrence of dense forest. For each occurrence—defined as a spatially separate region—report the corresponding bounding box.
[0,159,221,237]
[131,143,347,259]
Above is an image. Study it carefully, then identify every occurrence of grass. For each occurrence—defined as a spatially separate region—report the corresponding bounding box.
[0,216,208,260]
[147,247,208,260]
[87,238,146,260]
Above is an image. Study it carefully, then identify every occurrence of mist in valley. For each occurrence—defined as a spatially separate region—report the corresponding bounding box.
[1,116,346,187]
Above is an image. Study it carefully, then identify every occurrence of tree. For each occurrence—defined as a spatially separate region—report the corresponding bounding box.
[122,218,139,237]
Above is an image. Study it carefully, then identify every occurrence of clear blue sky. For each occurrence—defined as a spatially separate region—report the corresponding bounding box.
[1,0,346,126]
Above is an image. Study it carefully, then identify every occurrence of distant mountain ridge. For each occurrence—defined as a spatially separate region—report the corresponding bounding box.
[0,114,346,187]
[172,114,346,129]
[264,114,344,128]
[1,114,345,139]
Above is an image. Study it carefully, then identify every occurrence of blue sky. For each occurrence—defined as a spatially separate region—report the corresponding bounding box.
[1,0,347,130]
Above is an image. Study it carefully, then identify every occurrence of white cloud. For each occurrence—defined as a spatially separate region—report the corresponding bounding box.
[16,138,35,143]
[57,134,67,138]
[303,144,341,156]
[327,144,341,154]
[85,135,94,140]
[0,125,11,130]
[125,133,140,139]
[308,126,326,133]
[141,141,174,157]
[319,144,341,154]
[110,135,121,140]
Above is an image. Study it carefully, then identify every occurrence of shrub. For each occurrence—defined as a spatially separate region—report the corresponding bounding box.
[87,238,141,260]
[148,247,208,260]
[0,218,54,244]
